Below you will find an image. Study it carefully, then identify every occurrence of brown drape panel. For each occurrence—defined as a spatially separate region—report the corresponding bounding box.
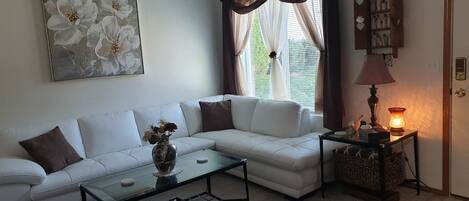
[223,0,238,94]
[322,0,344,130]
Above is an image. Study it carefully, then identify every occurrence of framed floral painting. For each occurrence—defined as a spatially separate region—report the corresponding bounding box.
[42,0,144,81]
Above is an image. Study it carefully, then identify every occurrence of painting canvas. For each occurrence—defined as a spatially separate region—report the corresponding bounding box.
[42,0,144,81]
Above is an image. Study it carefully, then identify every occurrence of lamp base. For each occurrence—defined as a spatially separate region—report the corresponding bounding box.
[368,85,379,127]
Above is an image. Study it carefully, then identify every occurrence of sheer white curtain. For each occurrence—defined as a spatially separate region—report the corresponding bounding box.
[258,0,289,100]
[293,0,324,111]
[232,12,254,96]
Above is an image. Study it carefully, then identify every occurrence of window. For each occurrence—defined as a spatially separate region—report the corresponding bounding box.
[243,0,321,110]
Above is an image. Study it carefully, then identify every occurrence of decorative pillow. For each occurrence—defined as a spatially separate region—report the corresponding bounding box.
[199,100,235,132]
[19,127,83,174]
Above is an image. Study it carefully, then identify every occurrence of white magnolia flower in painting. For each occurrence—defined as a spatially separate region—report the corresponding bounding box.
[45,0,98,46]
[100,0,133,20]
[94,16,141,74]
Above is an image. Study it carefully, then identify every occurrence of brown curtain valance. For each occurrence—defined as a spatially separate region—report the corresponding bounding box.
[231,0,307,14]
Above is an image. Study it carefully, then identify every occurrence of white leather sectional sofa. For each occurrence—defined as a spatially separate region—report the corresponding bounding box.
[0,95,340,201]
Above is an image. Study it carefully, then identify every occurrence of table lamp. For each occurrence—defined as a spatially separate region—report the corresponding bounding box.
[355,55,395,127]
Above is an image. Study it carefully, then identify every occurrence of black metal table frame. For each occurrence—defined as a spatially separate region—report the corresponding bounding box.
[319,131,420,201]
[80,160,250,201]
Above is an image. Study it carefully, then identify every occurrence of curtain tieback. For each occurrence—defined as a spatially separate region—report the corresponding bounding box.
[269,51,277,59]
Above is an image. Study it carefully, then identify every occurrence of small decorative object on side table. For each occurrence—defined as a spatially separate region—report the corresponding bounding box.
[388,107,406,133]
[319,129,420,201]
[143,120,179,176]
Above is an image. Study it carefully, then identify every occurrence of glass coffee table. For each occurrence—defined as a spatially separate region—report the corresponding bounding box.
[80,150,249,201]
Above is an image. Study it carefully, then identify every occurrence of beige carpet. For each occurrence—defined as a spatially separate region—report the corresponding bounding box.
[147,174,459,201]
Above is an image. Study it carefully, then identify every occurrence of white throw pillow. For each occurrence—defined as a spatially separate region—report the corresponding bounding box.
[78,111,142,157]
[180,95,224,135]
[250,99,302,138]
[224,95,259,131]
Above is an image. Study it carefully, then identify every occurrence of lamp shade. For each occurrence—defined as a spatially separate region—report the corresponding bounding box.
[355,55,395,85]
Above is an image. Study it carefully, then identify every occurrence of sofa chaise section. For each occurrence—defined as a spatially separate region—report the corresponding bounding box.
[181,95,341,199]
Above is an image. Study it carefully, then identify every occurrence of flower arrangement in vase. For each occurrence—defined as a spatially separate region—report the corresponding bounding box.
[143,120,178,176]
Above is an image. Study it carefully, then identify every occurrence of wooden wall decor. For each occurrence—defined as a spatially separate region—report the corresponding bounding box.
[354,0,404,59]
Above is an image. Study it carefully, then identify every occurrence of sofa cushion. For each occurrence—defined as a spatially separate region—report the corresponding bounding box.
[0,119,86,159]
[180,95,224,135]
[224,95,259,131]
[78,111,142,157]
[134,103,190,145]
[160,103,190,138]
[251,99,301,138]
[199,100,235,132]
[171,137,215,155]
[30,159,106,201]
[193,130,342,171]
[91,152,140,175]
[0,158,47,185]
[299,108,312,135]
[19,127,83,174]
[121,146,154,166]
[229,159,319,190]
[133,106,162,144]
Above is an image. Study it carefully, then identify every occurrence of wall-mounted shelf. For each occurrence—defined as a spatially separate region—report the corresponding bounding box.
[354,0,404,59]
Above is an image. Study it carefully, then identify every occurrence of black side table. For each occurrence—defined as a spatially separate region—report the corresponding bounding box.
[319,130,420,201]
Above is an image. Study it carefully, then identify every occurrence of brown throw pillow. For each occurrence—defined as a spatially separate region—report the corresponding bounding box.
[199,100,235,132]
[19,127,83,174]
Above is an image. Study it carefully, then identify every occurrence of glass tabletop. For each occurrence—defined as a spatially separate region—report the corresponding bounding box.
[321,129,417,147]
[81,149,245,201]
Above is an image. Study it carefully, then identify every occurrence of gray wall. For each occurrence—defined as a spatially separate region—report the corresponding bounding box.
[0,0,223,128]
[339,0,444,189]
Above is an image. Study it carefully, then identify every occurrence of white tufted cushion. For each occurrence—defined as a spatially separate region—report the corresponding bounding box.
[160,103,190,138]
[224,95,259,131]
[31,159,106,201]
[299,108,313,135]
[91,152,139,175]
[133,106,162,143]
[134,103,190,145]
[250,99,302,138]
[78,111,142,157]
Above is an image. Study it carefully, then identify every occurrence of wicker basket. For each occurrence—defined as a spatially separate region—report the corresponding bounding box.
[334,146,405,191]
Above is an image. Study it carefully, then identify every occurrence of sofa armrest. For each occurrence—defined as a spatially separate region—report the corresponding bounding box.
[0,158,47,185]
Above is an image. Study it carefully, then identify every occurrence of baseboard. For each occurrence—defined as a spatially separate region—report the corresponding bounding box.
[451,194,469,200]
[401,178,469,199]
[422,186,446,196]
[400,182,446,196]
